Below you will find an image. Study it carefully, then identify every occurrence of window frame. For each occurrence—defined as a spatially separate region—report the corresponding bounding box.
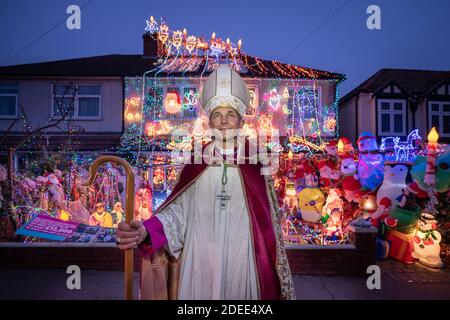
[377,99,407,136]
[51,84,102,120]
[0,84,19,119]
[286,85,323,136]
[428,100,450,138]
[160,85,199,120]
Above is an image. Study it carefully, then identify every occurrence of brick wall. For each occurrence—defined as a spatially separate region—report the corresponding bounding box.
[0,226,377,276]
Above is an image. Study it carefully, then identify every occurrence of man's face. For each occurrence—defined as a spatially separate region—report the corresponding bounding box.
[209,106,242,141]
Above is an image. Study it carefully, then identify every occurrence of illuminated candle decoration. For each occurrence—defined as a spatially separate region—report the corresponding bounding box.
[172,30,183,49]
[186,35,197,53]
[158,24,169,43]
[337,139,344,156]
[164,91,182,114]
[285,181,296,196]
[424,127,439,186]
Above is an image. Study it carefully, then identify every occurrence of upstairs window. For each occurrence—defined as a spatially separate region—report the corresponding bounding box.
[52,84,101,119]
[0,84,18,118]
[377,99,406,136]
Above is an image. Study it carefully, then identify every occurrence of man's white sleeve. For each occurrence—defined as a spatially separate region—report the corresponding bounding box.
[155,191,187,259]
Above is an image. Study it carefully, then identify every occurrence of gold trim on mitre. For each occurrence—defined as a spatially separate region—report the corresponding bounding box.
[200,65,250,118]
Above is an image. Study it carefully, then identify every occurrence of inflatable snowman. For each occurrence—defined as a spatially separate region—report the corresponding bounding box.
[412,210,443,268]
[357,132,384,191]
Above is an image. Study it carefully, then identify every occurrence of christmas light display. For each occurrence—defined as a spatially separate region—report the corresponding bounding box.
[380,129,423,162]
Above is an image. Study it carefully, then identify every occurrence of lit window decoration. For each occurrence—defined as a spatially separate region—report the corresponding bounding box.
[283,87,290,99]
[209,41,226,57]
[241,123,257,140]
[172,30,183,49]
[192,115,208,139]
[304,118,317,134]
[282,105,292,115]
[288,136,327,153]
[125,97,141,122]
[183,89,199,111]
[295,86,318,114]
[289,142,311,154]
[267,142,284,153]
[379,129,422,162]
[229,46,238,57]
[257,114,273,134]
[145,122,157,137]
[323,115,337,133]
[156,120,174,135]
[164,90,182,114]
[264,88,281,111]
[154,156,165,164]
[153,168,165,185]
[145,16,159,34]
[167,166,178,181]
[245,88,257,117]
[185,35,197,54]
[158,23,169,44]
[167,135,193,152]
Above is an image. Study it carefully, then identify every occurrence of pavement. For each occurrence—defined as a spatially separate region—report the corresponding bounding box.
[1,260,449,300]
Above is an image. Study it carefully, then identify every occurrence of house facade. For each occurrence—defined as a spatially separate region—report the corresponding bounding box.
[339,68,450,143]
[0,31,344,173]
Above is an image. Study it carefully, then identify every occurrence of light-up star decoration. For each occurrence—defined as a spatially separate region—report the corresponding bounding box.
[145,16,159,34]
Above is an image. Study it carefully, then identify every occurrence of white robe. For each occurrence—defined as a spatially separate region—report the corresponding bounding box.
[155,146,259,300]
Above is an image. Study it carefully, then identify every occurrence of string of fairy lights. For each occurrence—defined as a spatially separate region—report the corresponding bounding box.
[119,17,345,165]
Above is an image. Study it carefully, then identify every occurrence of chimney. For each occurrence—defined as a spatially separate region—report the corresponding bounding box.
[143,33,165,58]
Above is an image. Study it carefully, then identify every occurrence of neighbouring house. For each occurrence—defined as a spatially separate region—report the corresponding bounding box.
[339,68,450,143]
[0,24,344,177]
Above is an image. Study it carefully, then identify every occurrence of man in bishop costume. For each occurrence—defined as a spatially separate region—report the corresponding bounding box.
[117,65,295,300]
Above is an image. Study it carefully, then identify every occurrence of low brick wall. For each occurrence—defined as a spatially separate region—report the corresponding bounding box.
[0,226,377,276]
[287,226,378,275]
[0,243,143,272]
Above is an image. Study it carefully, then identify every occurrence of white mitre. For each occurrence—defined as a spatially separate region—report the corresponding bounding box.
[200,64,250,118]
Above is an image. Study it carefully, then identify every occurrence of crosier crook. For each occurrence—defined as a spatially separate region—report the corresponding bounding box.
[82,156,135,300]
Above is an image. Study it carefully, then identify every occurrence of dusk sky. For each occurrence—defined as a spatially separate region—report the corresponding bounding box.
[1,0,449,95]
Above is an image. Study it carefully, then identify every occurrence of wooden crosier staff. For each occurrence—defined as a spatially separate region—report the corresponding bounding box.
[82,156,135,300]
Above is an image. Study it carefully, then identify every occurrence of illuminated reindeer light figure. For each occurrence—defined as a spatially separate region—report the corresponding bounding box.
[380,129,421,162]
[82,156,135,300]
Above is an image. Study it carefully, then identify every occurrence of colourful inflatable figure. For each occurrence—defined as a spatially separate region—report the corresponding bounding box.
[298,165,325,223]
[357,132,384,191]
[411,147,450,193]
[376,163,410,212]
[340,154,362,203]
